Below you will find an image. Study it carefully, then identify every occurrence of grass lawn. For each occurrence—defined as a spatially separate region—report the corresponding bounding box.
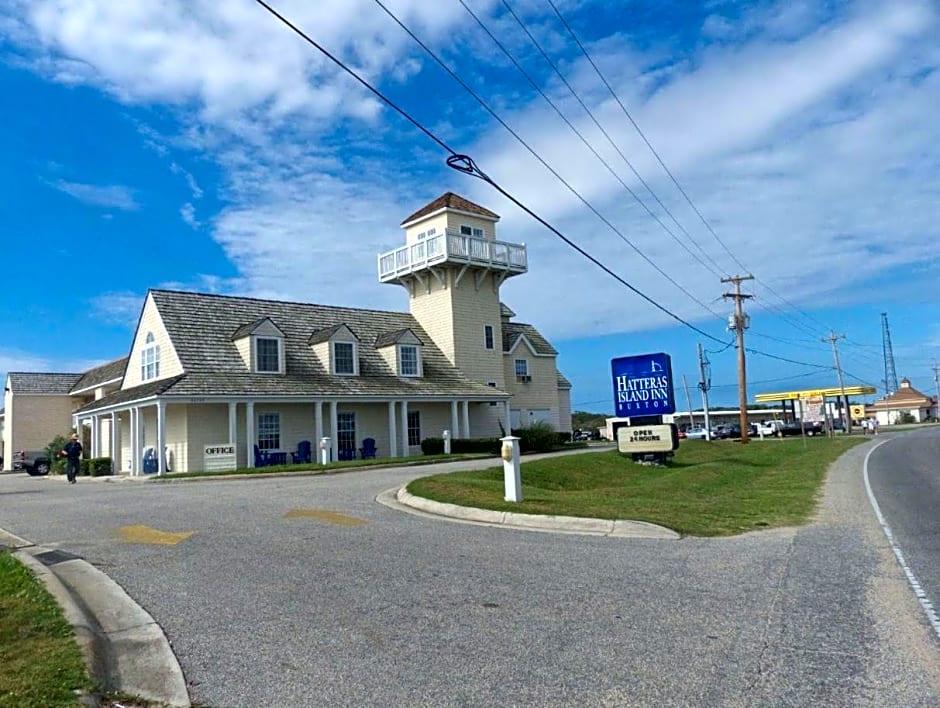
[407,437,866,536]
[158,452,492,480]
[0,552,90,707]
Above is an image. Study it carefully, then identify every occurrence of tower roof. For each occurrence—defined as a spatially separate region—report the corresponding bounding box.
[400,192,500,226]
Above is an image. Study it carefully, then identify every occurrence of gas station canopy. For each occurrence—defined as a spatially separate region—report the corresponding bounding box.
[754,386,877,403]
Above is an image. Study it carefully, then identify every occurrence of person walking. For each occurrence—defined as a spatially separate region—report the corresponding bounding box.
[61,432,83,484]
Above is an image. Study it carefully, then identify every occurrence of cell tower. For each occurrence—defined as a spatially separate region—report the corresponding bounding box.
[881,312,899,395]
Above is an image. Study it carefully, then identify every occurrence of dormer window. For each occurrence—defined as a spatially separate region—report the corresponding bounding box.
[255,337,282,374]
[141,332,161,381]
[399,344,420,377]
[334,341,356,375]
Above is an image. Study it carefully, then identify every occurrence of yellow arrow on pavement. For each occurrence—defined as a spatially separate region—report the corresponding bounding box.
[115,525,195,545]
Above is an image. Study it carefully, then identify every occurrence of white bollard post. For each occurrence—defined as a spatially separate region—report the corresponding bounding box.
[320,437,330,466]
[500,435,522,502]
[443,429,451,455]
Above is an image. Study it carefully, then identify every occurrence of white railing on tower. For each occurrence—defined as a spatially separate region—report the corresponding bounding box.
[378,229,527,280]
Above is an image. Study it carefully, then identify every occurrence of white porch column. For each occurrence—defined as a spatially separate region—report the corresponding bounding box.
[461,400,470,439]
[131,407,142,476]
[90,416,99,458]
[228,402,237,445]
[504,401,511,436]
[156,400,167,475]
[400,400,409,456]
[329,400,338,462]
[450,400,459,440]
[246,401,255,468]
[388,401,398,458]
[314,401,324,449]
[111,411,120,473]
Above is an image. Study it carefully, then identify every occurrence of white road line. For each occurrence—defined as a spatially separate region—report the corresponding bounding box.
[863,439,940,641]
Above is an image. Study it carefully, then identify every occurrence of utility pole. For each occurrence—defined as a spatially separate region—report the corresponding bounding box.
[722,275,754,443]
[823,331,851,434]
[681,375,696,430]
[933,361,940,422]
[697,343,712,440]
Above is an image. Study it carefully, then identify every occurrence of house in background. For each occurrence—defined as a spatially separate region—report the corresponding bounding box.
[866,378,936,424]
[57,193,571,474]
[1,359,125,470]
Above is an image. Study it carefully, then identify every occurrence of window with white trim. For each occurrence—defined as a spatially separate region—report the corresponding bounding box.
[337,412,356,451]
[257,413,280,451]
[399,345,419,377]
[255,337,281,373]
[460,224,484,237]
[407,410,421,447]
[483,324,494,350]
[333,341,356,375]
[515,359,529,381]
[141,332,161,381]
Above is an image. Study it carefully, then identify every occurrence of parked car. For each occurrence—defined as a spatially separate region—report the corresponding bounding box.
[12,450,52,476]
[777,421,823,437]
[685,427,712,440]
[716,424,742,439]
[752,420,784,437]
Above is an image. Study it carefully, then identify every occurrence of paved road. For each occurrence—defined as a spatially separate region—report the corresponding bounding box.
[866,428,940,639]
[2,442,939,707]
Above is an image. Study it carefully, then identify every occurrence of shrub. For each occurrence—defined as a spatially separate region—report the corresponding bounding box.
[420,437,502,455]
[898,412,916,425]
[44,435,70,475]
[512,421,559,453]
[87,458,113,476]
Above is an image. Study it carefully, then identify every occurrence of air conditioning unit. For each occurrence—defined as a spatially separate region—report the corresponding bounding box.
[517,374,532,383]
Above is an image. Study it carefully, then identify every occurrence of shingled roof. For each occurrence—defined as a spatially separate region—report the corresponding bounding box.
[7,372,83,395]
[868,378,932,410]
[400,192,500,226]
[70,357,128,393]
[503,322,558,356]
[77,290,508,413]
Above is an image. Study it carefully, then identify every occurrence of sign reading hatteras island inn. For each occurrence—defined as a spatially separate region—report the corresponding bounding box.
[611,352,676,417]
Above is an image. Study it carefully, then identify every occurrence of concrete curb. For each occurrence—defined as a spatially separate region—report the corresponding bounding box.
[391,487,680,539]
[1,528,190,707]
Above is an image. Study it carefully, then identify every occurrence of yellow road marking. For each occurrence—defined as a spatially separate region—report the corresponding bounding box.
[115,525,195,545]
[283,509,370,526]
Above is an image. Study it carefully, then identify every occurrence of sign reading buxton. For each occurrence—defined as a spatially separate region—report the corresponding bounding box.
[611,352,676,417]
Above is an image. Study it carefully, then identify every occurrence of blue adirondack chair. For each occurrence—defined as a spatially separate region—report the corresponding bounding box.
[359,438,377,459]
[291,440,312,464]
[253,445,269,468]
[338,447,356,461]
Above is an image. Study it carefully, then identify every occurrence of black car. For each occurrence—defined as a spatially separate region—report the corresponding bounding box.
[714,424,742,439]
[777,421,823,437]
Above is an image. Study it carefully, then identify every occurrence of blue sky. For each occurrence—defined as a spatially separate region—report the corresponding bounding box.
[1,0,938,414]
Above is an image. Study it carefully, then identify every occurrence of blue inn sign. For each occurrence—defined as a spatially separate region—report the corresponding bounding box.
[611,352,676,417]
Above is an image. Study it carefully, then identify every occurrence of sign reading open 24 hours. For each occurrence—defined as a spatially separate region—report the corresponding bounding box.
[611,352,676,416]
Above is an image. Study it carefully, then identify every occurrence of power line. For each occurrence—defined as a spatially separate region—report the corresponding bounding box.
[490,0,726,278]
[373,0,726,324]
[545,0,838,340]
[251,0,728,345]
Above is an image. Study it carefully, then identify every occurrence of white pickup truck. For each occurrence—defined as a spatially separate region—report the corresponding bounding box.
[751,420,784,437]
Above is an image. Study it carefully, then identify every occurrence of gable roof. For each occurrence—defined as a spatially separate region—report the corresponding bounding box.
[70,290,505,410]
[231,317,284,340]
[374,328,419,348]
[307,323,358,345]
[7,372,83,395]
[400,192,500,226]
[503,322,557,356]
[70,357,128,393]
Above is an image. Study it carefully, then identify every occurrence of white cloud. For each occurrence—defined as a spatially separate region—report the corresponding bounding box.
[88,291,144,327]
[50,179,139,210]
[5,0,939,349]
[180,203,200,229]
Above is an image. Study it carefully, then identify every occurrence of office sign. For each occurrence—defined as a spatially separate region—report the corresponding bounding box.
[204,444,237,472]
[611,352,676,417]
[617,425,679,454]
